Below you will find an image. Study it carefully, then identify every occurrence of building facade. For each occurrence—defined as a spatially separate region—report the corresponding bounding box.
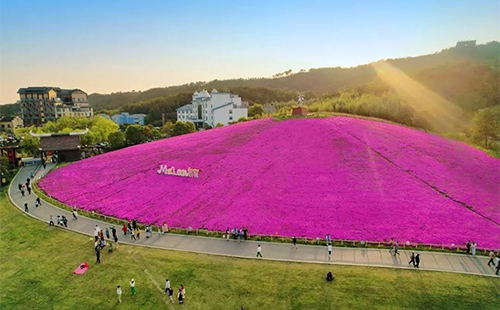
[110,112,146,125]
[176,89,248,127]
[0,116,23,133]
[17,87,94,126]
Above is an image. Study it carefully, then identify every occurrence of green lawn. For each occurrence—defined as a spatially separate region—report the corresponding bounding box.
[0,192,499,310]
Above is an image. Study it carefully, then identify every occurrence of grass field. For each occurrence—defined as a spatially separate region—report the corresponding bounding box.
[0,192,499,310]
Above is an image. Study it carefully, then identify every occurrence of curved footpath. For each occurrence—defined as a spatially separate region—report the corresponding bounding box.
[8,165,498,277]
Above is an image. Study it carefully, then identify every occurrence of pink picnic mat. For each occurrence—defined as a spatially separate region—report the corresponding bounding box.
[73,262,89,275]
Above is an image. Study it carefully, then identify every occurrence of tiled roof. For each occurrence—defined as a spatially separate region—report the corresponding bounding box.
[176,104,193,111]
[17,87,60,94]
[40,135,81,151]
[212,102,233,111]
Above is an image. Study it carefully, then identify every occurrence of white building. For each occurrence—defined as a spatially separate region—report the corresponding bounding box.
[176,89,248,127]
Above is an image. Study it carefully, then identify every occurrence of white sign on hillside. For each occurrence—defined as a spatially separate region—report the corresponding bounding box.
[157,165,200,178]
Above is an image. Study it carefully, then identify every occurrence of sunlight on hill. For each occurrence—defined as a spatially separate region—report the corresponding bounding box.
[372,61,464,132]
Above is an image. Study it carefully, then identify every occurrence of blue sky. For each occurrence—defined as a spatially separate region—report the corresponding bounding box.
[0,0,498,103]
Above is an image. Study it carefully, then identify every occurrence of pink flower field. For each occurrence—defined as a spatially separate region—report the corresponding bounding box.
[39,117,500,249]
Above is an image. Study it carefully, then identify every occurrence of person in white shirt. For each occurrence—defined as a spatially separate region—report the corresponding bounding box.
[328,243,332,258]
[256,245,263,257]
[117,285,122,303]
[164,279,170,294]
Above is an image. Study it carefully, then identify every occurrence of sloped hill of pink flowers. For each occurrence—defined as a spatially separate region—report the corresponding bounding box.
[39,117,500,248]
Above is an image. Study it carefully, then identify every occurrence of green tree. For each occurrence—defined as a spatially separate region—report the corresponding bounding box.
[125,125,146,145]
[469,106,500,148]
[248,103,264,117]
[237,117,247,122]
[161,122,175,136]
[108,131,126,150]
[172,121,195,136]
[215,123,224,128]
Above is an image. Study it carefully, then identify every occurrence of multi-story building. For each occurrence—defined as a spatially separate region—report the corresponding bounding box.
[0,116,23,133]
[17,87,94,126]
[176,89,248,127]
[110,112,146,125]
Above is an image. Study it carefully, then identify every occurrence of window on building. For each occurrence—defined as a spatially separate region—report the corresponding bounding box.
[229,110,233,114]
[229,116,233,120]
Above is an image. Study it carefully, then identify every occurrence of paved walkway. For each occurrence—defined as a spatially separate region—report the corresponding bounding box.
[8,165,499,277]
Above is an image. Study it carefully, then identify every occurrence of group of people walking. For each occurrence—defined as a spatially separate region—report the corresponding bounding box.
[487,250,500,275]
[116,279,186,304]
[225,227,248,242]
[18,175,33,197]
[122,220,142,241]
[93,224,118,263]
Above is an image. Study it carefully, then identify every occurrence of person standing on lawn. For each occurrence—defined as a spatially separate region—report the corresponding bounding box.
[256,245,263,258]
[292,236,297,248]
[414,254,420,268]
[487,251,496,266]
[178,288,184,304]
[168,288,174,303]
[117,285,122,303]
[164,279,171,294]
[95,247,101,264]
[130,279,136,295]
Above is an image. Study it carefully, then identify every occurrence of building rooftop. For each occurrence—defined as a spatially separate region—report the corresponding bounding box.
[17,87,60,94]
[40,135,81,151]
[176,104,193,111]
[0,116,16,122]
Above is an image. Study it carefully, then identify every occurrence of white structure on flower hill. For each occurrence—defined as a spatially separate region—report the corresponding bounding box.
[176,89,248,127]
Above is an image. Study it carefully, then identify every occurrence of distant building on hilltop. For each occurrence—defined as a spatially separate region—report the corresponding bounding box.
[17,87,94,126]
[0,116,23,133]
[456,40,476,48]
[176,89,248,127]
[110,112,146,125]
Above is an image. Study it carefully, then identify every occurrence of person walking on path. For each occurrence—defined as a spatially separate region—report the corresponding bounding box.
[18,183,22,192]
[111,226,118,243]
[72,209,78,220]
[49,215,54,226]
[130,229,136,241]
[168,288,174,303]
[127,222,132,233]
[225,228,230,241]
[35,197,41,208]
[136,228,141,240]
[327,243,332,259]
[105,228,110,239]
[95,247,101,264]
[487,251,496,266]
[495,257,500,275]
[27,186,31,195]
[122,224,128,236]
[243,228,248,241]
[471,241,477,256]
[292,236,297,248]
[117,285,122,303]
[326,234,331,244]
[256,245,263,258]
[24,202,29,212]
[414,254,420,268]
[21,189,25,197]
[164,279,171,294]
[393,242,400,256]
[130,279,136,295]
[132,219,137,230]
[62,216,68,227]
[388,238,394,254]
[466,241,471,255]
[409,252,416,266]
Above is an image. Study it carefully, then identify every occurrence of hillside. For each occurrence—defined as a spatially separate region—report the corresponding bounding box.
[88,41,500,111]
[39,117,500,249]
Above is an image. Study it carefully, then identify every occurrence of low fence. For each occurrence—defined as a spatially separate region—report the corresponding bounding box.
[30,182,494,256]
